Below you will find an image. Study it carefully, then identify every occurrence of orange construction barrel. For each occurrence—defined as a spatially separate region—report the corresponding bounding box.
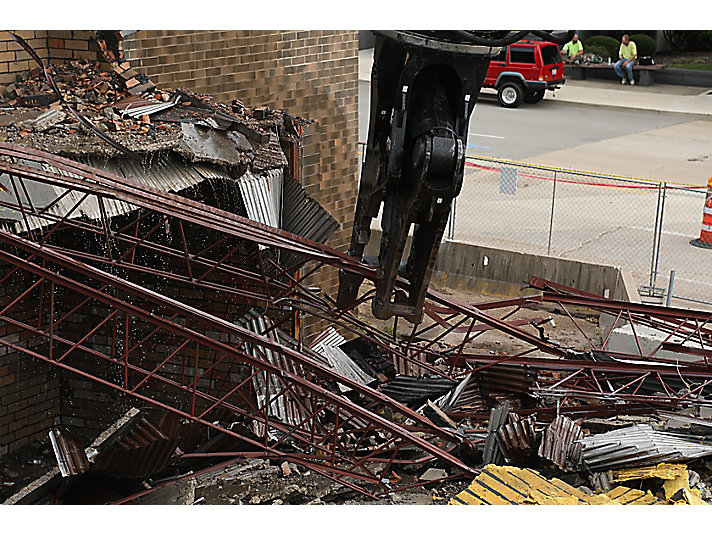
[691,177,712,249]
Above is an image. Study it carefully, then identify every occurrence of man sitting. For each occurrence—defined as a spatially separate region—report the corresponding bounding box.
[614,34,637,85]
[562,34,584,63]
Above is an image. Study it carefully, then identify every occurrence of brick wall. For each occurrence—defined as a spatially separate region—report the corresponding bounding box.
[122,31,360,340]
[0,31,103,88]
[0,269,60,457]
[0,31,49,87]
[0,30,361,456]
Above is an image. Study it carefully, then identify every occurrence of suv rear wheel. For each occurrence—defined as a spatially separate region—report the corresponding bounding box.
[524,89,545,104]
[498,82,523,108]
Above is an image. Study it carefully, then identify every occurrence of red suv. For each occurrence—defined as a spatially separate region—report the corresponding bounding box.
[483,40,565,108]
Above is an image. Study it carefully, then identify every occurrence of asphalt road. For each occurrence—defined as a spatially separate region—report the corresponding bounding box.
[466,91,690,160]
[359,79,712,185]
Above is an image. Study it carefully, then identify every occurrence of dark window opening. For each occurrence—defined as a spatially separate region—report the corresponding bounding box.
[541,45,561,65]
[494,48,507,62]
[509,47,536,64]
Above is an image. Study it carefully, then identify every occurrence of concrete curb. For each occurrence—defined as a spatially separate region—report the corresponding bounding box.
[364,229,639,303]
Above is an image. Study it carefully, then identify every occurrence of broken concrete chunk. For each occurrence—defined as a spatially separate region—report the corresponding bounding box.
[419,468,448,482]
[29,109,66,132]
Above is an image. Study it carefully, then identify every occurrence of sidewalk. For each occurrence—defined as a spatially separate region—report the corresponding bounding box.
[549,78,712,117]
[358,48,712,117]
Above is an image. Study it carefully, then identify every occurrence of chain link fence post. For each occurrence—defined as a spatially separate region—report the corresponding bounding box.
[547,170,557,256]
[448,197,456,240]
[652,182,668,292]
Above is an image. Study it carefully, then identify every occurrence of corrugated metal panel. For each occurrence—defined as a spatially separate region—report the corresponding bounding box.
[393,352,429,377]
[310,327,346,355]
[579,424,712,471]
[282,176,338,243]
[280,175,339,267]
[49,428,90,477]
[434,373,489,414]
[0,152,230,234]
[475,364,537,396]
[496,414,537,465]
[482,402,509,465]
[237,168,282,230]
[237,311,312,439]
[91,415,180,479]
[539,415,584,472]
[321,346,377,393]
[309,327,375,393]
[434,373,473,411]
[380,375,457,406]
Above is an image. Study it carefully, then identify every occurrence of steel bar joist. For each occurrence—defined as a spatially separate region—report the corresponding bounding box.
[5,143,712,498]
[449,352,712,410]
[0,143,488,498]
[529,276,712,360]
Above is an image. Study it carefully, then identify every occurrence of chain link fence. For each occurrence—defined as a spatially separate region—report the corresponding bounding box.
[449,155,711,306]
[356,144,711,306]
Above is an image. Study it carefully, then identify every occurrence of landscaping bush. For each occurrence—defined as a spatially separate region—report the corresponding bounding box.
[584,45,612,61]
[584,36,619,59]
[630,34,657,57]
[663,30,712,52]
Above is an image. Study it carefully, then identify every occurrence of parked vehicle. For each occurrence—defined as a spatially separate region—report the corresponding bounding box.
[483,40,565,108]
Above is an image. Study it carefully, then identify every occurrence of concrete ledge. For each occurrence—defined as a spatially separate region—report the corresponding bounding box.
[364,230,639,303]
[565,64,712,88]
[436,239,638,303]
[364,231,640,341]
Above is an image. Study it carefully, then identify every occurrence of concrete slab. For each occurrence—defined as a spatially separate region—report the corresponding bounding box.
[607,323,705,363]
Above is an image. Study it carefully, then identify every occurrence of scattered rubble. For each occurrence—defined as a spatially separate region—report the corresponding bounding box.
[3,32,712,507]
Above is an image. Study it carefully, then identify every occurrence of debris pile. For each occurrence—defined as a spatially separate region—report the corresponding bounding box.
[2,34,712,506]
[0,33,311,168]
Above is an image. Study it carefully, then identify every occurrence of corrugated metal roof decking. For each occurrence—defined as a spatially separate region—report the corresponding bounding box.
[237,168,282,235]
[48,428,91,478]
[237,311,315,439]
[482,402,510,465]
[280,175,339,267]
[496,414,537,465]
[0,152,232,234]
[310,328,376,393]
[380,375,457,406]
[539,415,584,472]
[579,424,712,471]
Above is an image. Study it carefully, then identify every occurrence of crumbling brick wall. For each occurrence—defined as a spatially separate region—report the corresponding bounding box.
[2,29,359,341]
[0,30,360,457]
[121,30,359,341]
[0,31,103,89]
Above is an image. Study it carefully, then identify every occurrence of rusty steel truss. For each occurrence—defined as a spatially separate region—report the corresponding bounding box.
[2,142,712,501]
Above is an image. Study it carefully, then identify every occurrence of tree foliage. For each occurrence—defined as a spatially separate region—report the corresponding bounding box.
[663,31,712,52]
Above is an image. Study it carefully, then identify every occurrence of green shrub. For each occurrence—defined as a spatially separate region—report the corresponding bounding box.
[630,33,657,57]
[664,30,712,52]
[584,36,619,59]
[584,45,612,60]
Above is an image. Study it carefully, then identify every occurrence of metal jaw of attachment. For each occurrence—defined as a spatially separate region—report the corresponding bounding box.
[337,31,498,323]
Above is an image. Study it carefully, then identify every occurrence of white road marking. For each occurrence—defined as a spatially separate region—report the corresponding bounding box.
[630,225,697,239]
[469,132,505,139]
